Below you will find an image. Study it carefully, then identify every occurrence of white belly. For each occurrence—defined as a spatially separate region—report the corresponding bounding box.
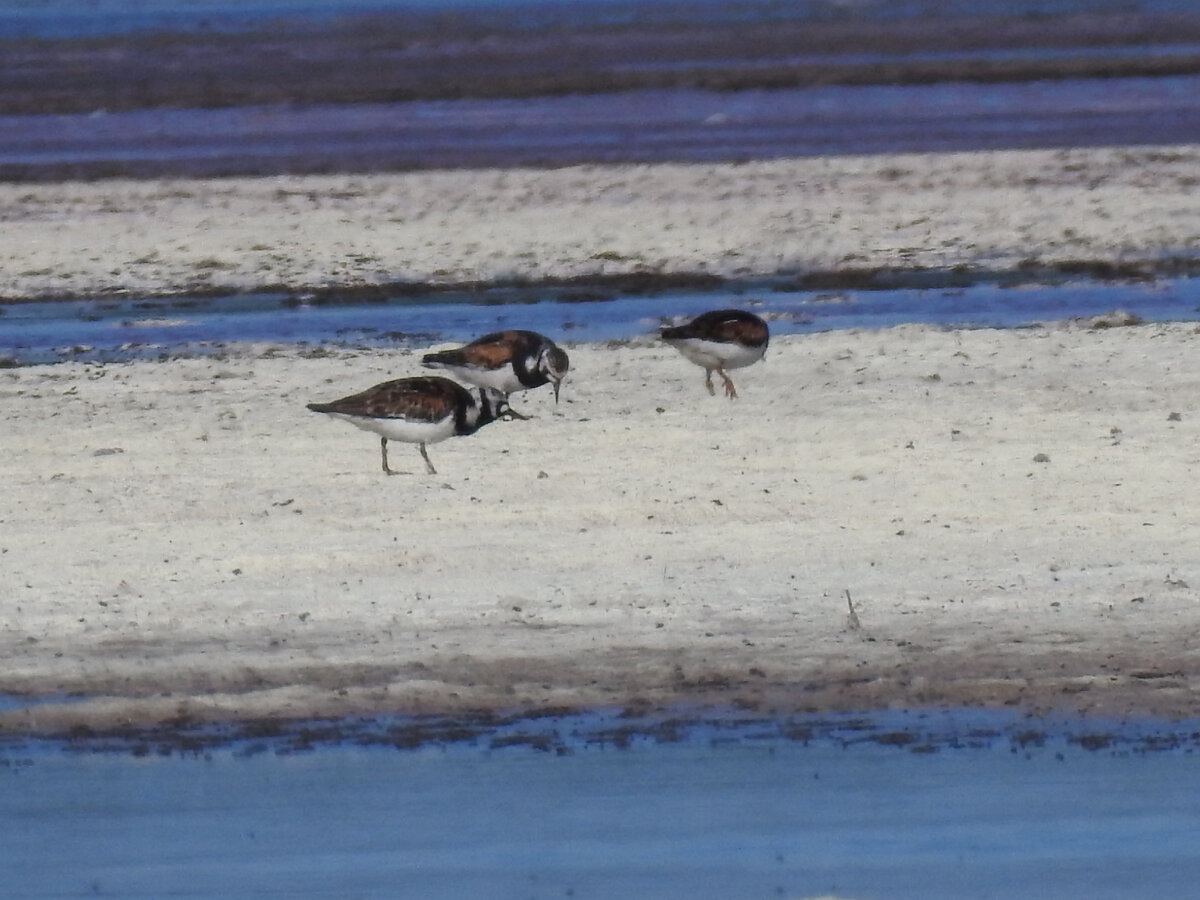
[434,363,523,395]
[667,338,765,371]
[327,412,457,445]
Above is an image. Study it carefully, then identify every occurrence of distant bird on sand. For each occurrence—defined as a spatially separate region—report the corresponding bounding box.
[422,330,569,415]
[661,309,769,398]
[307,375,509,475]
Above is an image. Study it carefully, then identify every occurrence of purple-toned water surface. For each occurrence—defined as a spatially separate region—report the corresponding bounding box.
[6,75,1200,179]
[4,0,1200,178]
[2,0,1198,39]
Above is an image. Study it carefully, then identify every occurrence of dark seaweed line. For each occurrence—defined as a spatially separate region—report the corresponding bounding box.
[6,258,1200,309]
[3,705,1199,759]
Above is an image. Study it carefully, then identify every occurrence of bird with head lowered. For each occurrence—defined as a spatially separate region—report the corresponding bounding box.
[661,309,769,399]
[422,329,569,417]
[307,375,510,476]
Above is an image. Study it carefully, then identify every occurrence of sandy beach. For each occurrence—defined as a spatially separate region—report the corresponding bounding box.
[3,145,1200,303]
[3,145,1200,737]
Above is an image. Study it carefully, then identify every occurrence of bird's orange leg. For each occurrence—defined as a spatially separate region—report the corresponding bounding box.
[718,368,738,399]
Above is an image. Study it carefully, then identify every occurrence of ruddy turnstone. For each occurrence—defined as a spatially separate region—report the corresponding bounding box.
[307,375,509,475]
[422,330,569,414]
[661,309,769,398]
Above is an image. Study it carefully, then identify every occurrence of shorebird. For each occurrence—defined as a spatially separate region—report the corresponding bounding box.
[307,375,510,475]
[660,309,769,398]
[422,330,569,415]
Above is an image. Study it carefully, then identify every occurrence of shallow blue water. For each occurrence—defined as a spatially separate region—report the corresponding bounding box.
[3,277,1198,365]
[3,710,1199,900]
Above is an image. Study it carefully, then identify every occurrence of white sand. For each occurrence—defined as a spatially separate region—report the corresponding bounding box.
[3,145,1200,734]
[3,323,1200,732]
[2,145,1199,300]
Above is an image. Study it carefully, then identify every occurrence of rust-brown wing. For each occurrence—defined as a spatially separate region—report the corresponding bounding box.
[711,314,769,347]
[424,331,529,371]
[662,309,769,347]
[308,376,470,422]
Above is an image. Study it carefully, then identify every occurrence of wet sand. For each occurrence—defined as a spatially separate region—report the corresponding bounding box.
[3,145,1200,739]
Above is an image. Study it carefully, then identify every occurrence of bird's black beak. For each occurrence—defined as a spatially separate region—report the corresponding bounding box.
[552,380,562,404]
